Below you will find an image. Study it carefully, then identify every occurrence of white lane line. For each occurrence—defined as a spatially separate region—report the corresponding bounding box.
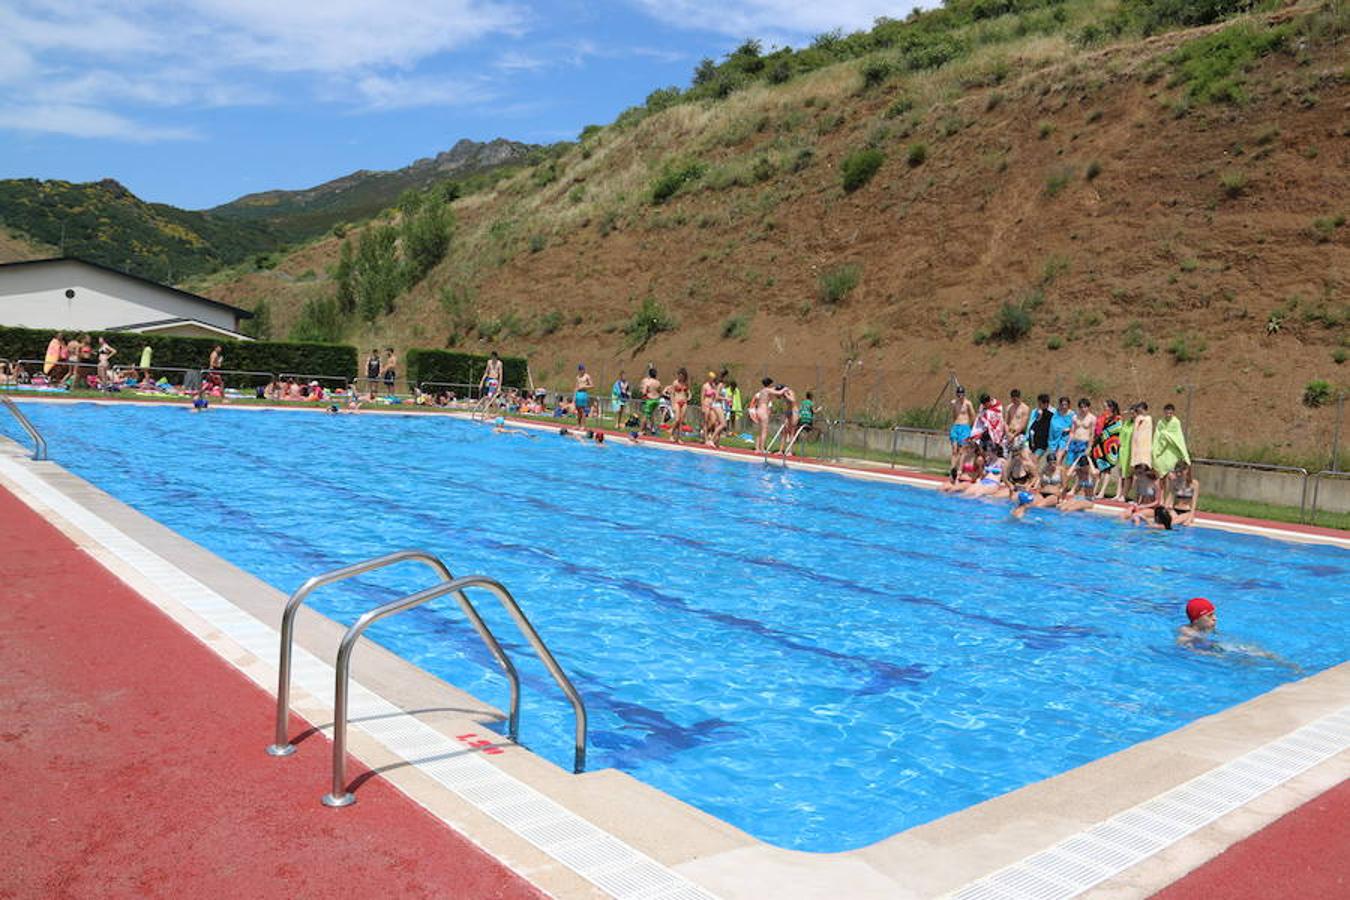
[948,708,1350,899]
[0,455,717,900]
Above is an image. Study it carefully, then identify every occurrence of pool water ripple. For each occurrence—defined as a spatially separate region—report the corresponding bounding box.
[12,402,1348,853]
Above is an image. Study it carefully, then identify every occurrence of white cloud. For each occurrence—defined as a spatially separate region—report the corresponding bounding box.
[628,0,925,41]
[0,0,526,139]
[495,51,549,71]
[0,104,199,141]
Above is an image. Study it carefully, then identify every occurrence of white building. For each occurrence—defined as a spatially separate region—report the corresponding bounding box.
[0,257,253,340]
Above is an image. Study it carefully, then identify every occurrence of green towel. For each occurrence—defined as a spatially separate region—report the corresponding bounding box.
[1152,415,1190,474]
[1118,419,1135,473]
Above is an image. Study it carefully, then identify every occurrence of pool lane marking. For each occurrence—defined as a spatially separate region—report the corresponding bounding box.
[0,455,718,900]
[948,706,1350,900]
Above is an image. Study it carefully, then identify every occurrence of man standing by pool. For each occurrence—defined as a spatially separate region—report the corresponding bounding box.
[1067,398,1097,467]
[574,364,594,429]
[950,385,975,470]
[1004,389,1029,453]
[638,367,661,435]
[611,371,629,426]
[365,349,381,396]
[479,351,504,408]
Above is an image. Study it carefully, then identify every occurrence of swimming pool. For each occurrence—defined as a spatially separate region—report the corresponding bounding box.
[7,402,1348,852]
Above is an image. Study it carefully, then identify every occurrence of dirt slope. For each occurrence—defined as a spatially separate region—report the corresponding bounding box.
[208,4,1349,463]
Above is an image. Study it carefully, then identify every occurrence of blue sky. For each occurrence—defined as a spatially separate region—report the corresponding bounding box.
[0,1,920,210]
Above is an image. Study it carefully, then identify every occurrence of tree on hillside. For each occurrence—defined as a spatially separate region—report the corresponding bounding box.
[334,239,355,314]
[401,201,452,285]
[354,224,402,322]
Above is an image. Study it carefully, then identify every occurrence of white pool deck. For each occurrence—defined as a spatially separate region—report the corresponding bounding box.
[0,398,1346,899]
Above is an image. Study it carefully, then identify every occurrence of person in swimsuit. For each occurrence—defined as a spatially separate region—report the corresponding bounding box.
[611,371,629,426]
[382,348,398,396]
[1066,398,1096,467]
[1059,457,1097,512]
[940,444,982,493]
[96,337,117,388]
[479,351,504,410]
[1003,388,1029,455]
[949,386,975,470]
[639,368,662,435]
[44,332,65,380]
[1030,455,1065,508]
[749,377,783,453]
[1049,396,1074,464]
[700,371,724,447]
[777,384,799,454]
[665,367,690,441]
[786,391,816,454]
[1177,597,1217,649]
[963,447,1007,497]
[1166,461,1201,526]
[365,349,381,395]
[574,363,594,429]
[1124,463,1161,521]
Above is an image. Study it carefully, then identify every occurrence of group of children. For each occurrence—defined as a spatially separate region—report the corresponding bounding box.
[944,387,1198,529]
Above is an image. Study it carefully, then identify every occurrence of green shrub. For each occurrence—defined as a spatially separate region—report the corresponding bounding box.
[1310,215,1345,243]
[401,201,452,284]
[819,264,862,304]
[624,295,677,348]
[751,156,777,182]
[859,58,893,89]
[1046,335,1064,350]
[1038,121,1054,139]
[650,159,706,204]
[288,297,344,344]
[992,302,1034,342]
[906,143,928,167]
[1333,349,1346,365]
[1220,171,1247,198]
[536,310,564,336]
[896,405,947,429]
[1167,334,1207,362]
[722,314,751,340]
[841,148,885,192]
[1122,0,1262,37]
[1044,167,1074,197]
[790,148,815,172]
[529,234,547,253]
[1166,21,1290,104]
[405,349,527,390]
[1302,379,1333,408]
[1085,160,1103,181]
[884,97,915,119]
[1123,320,1145,348]
[0,324,356,387]
[1077,374,1108,395]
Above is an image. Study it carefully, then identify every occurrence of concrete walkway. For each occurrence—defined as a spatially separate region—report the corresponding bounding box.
[0,485,543,899]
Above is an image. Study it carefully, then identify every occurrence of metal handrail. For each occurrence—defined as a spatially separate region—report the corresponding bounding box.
[323,574,588,806]
[1191,457,1310,519]
[1307,470,1350,524]
[0,396,47,460]
[267,550,520,758]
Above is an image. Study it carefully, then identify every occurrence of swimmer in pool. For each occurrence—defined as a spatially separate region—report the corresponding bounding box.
[1176,597,1303,671]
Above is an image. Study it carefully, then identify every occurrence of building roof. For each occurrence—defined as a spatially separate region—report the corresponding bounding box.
[111,317,255,341]
[0,257,253,319]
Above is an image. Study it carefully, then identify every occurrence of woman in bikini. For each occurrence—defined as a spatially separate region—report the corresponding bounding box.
[1030,455,1065,508]
[963,447,1007,498]
[666,368,691,443]
[940,443,982,493]
[1166,461,1200,526]
[700,372,724,447]
[1123,464,1161,521]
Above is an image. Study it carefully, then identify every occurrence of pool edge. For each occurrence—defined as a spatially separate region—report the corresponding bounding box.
[0,428,1345,900]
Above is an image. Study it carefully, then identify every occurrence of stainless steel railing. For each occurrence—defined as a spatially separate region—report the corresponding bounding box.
[1191,457,1311,521]
[0,396,47,460]
[267,550,520,759]
[321,573,588,807]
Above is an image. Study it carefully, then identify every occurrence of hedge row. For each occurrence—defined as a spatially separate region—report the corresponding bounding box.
[405,349,528,391]
[0,324,357,388]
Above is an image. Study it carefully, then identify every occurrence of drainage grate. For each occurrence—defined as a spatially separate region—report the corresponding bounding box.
[951,707,1349,899]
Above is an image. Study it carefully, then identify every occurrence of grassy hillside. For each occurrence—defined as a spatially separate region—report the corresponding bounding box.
[187,0,1350,462]
[0,178,280,280]
[208,138,540,242]
[0,226,56,264]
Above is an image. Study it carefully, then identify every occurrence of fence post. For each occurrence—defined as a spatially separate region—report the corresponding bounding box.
[1331,394,1345,473]
[890,427,899,469]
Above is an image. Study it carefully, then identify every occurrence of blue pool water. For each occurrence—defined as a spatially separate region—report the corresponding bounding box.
[7,402,1348,851]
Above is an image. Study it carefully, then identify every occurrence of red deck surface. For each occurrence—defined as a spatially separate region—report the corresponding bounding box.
[1153,778,1349,899]
[0,486,543,899]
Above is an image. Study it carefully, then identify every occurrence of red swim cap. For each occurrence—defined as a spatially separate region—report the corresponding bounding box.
[1186,597,1215,621]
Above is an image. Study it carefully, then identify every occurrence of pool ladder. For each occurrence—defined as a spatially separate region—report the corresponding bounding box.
[266,549,588,807]
[0,396,47,461]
